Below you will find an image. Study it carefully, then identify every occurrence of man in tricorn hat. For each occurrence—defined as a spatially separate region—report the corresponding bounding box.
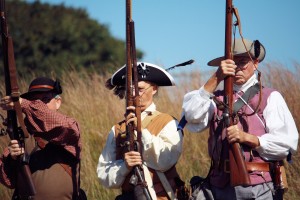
[0,77,83,200]
[181,38,298,199]
[97,62,188,200]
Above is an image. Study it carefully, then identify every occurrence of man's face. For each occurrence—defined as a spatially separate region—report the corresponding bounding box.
[135,81,157,112]
[233,56,258,85]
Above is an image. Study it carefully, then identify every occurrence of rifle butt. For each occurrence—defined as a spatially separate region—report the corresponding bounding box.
[229,143,251,186]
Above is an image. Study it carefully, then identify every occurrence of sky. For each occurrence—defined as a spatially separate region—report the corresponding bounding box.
[26,0,300,73]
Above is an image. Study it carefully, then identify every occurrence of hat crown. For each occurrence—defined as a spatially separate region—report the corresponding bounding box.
[21,77,62,99]
[208,38,266,66]
[29,77,55,90]
[110,62,175,87]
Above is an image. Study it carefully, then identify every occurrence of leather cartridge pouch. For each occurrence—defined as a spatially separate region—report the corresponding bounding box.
[271,161,288,193]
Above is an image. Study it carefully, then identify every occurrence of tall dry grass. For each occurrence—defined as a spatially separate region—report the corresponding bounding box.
[0,62,299,200]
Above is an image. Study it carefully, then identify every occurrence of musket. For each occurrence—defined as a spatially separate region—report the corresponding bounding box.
[223,0,251,186]
[125,0,152,199]
[0,0,36,197]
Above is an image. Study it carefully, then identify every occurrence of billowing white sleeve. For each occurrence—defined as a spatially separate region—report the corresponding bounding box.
[256,91,299,160]
[141,119,183,172]
[182,86,216,133]
[96,127,130,188]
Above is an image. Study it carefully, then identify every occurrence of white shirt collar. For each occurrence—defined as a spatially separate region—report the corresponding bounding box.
[141,102,156,120]
[233,73,258,93]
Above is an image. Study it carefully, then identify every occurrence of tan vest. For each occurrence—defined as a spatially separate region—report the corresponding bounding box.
[114,111,181,199]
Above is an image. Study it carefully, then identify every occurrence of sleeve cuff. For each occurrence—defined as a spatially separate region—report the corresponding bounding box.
[255,136,266,154]
[199,86,214,100]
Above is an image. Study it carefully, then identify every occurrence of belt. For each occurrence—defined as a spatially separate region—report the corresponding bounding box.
[221,160,270,173]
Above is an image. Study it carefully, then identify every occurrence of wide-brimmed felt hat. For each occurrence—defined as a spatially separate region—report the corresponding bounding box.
[21,77,62,99]
[105,62,175,99]
[207,38,266,66]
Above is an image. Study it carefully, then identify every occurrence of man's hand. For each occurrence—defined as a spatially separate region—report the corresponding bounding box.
[216,59,237,79]
[226,125,260,148]
[226,125,245,144]
[0,96,22,110]
[8,140,24,160]
[125,106,137,129]
[124,151,142,171]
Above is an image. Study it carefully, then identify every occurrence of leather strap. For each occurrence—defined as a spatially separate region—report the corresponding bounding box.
[7,37,30,138]
[142,111,161,129]
[222,160,270,173]
[233,83,260,114]
[34,137,72,176]
[155,171,176,199]
[246,162,270,172]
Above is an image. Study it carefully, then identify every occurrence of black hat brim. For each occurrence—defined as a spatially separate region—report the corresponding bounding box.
[111,62,175,87]
[20,88,53,99]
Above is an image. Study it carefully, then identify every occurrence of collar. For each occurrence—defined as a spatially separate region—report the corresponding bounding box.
[141,102,156,120]
[233,73,258,93]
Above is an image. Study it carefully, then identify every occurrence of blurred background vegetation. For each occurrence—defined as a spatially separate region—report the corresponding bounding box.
[0,0,299,200]
[0,0,143,77]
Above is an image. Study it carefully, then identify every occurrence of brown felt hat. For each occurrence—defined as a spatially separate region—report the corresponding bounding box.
[207,38,266,66]
[21,77,62,99]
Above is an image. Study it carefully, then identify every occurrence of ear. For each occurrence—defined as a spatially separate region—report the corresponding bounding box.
[55,98,62,110]
[152,85,158,95]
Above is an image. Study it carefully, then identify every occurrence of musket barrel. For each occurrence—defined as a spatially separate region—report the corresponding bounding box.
[224,0,251,187]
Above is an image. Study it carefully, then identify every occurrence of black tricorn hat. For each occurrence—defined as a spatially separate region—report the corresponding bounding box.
[105,62,175,99]
[111,62,175,86]
[20,77,62,99]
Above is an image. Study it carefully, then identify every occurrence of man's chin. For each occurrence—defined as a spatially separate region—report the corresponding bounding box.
[234,78,246,85]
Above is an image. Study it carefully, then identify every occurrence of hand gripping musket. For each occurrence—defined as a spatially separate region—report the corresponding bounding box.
[0,0,36,198]
[223,0,251,186]
[124,0,152,199]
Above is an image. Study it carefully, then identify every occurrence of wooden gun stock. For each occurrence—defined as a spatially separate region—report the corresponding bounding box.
[1,0,36,197]
[224,0,250,186]
[125,1,152,199]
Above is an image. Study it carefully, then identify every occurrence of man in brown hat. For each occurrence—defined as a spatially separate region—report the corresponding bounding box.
[0,77,82,200]
[97,62,187,200]
[181,38,298,199]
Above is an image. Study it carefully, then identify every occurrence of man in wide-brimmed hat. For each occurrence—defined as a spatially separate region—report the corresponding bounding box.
[0,77,83,200]
[97,62,188,200]
[181,38,298,199]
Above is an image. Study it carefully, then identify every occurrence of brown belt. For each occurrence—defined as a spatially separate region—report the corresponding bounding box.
[222,160,270,173]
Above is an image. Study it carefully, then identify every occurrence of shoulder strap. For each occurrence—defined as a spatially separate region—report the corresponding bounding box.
[142,111,161,129]
[155,171,176,200]
[233,83,260,114]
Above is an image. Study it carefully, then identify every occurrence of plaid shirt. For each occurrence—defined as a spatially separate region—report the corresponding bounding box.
[0,98,81,188]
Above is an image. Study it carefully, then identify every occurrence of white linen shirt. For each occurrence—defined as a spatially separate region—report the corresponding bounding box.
[97,103,183,199]
[182,74,298,161]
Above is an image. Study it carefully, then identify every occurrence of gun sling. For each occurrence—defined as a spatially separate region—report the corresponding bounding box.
[233,83,260,114]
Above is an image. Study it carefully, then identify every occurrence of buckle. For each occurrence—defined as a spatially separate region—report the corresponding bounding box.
[224,159,230,173]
